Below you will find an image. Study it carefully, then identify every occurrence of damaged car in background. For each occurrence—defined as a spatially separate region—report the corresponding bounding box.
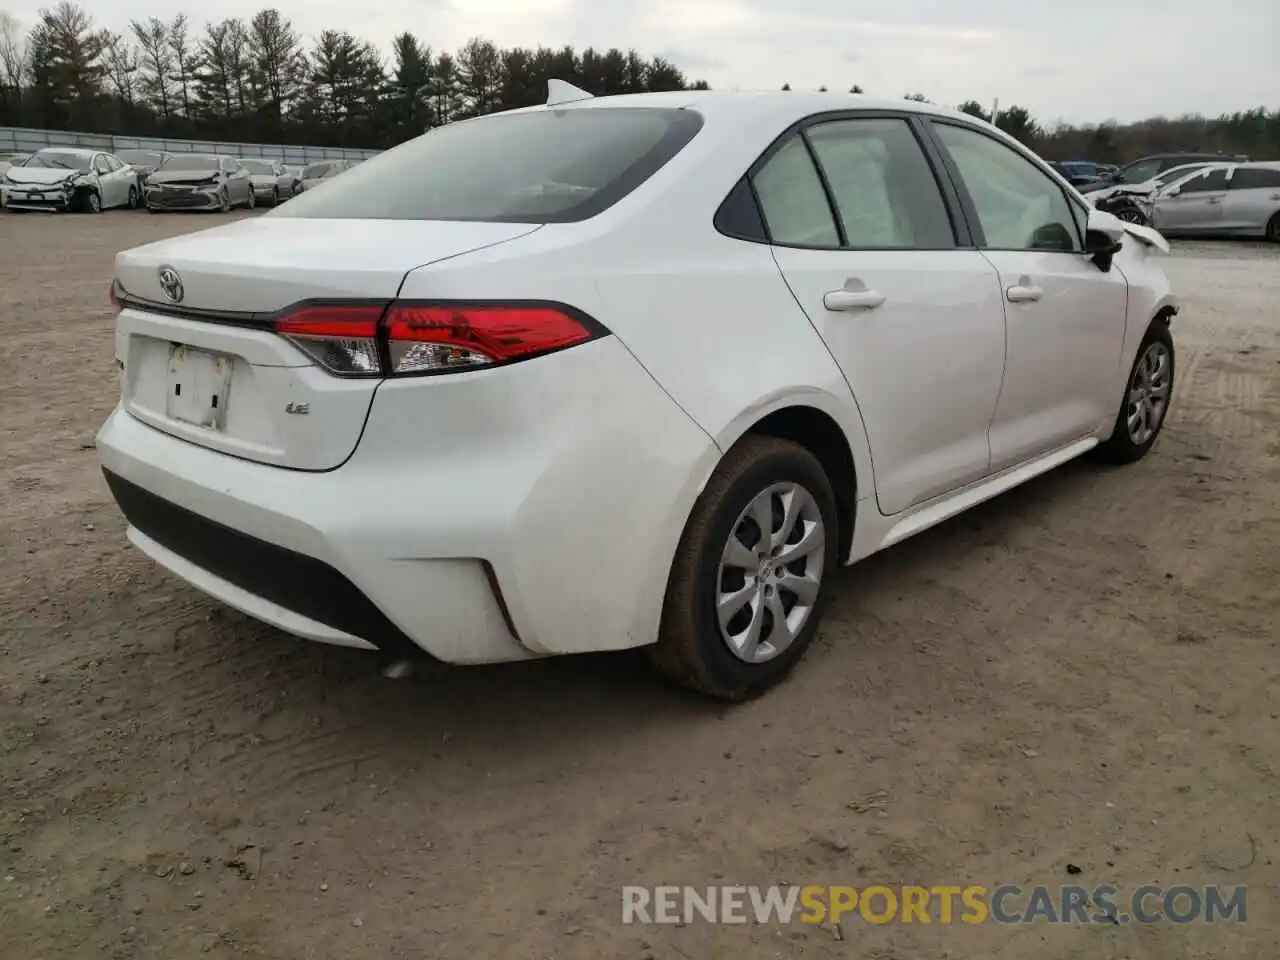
[1084,161,1226,223]
[1142,161,1280,240]
[2,147,139,213]
[144,153,256,213]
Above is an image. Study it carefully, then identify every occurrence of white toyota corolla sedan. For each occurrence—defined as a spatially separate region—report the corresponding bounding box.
[98,84,1178,700]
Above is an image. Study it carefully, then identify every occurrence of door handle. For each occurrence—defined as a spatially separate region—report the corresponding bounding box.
[1006,284,1043,303]
[1206,197,1221,204]
[823,289,886,311]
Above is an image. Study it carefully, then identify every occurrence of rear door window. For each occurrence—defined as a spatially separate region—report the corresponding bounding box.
[805,118,955,248]
[273,107,703,223]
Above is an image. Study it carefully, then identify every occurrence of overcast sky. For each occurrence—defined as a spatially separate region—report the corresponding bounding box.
[5,0,1276,123]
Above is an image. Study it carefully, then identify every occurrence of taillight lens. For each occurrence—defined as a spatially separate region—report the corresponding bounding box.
[385,304,596,374]
[272,300,603,378]
[275,303,385,377]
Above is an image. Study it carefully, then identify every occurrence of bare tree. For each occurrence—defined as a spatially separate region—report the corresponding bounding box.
[168,13,198,118]
[0,11,26,95]
[130,17,173,123]
[103,31,139,104]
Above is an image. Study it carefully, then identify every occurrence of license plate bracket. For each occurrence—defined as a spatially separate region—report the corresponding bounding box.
[166,344,233,429]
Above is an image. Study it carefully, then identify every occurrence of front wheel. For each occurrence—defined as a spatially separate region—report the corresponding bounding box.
[219,189,231,213]
[127,186,138,209]
[81,190,102,214]
[649,435,839,701]
[1115,205,1147,225]
[1094,321,1175,465]
[246,188,256,210]
[1266,213,1280,243]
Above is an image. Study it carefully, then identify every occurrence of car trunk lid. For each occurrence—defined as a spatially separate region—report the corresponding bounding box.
[114,217,541,470]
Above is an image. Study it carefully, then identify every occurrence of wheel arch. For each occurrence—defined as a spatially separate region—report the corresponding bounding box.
[713,395,871,564]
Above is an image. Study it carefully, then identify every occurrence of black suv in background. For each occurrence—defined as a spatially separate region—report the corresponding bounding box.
[1078,152,1249,193]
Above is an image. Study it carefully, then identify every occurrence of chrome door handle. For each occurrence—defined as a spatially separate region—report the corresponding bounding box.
[823,289,886,311]
[1006,284,1043,303]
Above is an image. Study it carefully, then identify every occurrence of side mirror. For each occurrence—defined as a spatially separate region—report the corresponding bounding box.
[1084,209,1125,271]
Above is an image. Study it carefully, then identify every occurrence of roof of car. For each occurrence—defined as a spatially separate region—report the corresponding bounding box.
[36,146,99,157]
[522,88,991,126]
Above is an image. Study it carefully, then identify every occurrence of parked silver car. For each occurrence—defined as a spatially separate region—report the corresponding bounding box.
[237,158,297,205]
[2,147,139,213]
[144,154,255,212]
[295,159,357,194]
[1148,161,1280,240]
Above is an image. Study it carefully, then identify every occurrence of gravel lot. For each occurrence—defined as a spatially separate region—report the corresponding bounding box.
[1,211,1277,960]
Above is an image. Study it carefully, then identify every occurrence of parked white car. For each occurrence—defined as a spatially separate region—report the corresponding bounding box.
[98,86,1178,700]
[2,147,139,213]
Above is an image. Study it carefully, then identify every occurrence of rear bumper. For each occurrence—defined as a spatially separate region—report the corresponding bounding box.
[96,335,718,664]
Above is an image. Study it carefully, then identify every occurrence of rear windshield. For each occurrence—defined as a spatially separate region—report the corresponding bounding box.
[272,107,704,223]
[158,154,220,171]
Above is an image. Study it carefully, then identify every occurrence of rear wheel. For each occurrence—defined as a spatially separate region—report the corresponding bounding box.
[1094,321,1175,464]
[649,435,839,701]
[1266,213,1280,243]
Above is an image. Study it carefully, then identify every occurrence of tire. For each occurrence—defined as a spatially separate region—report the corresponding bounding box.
[246,188,256,210]
[1115,206,1147,226]
[219,189,230,213]
[1266,213,1280,243]
[1094,320,1175,465]
[81,190,102,214]
[272,187,280,205]
[649,435,840,701]
[127,186,138,210]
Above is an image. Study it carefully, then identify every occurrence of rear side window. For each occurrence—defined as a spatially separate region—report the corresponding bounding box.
[273,108,703,223]
[751,137,840,247]
[806,118,955,248]
[1229,167,1280,190]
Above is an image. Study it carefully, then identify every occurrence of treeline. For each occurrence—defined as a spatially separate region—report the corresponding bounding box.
[0,3,1275,161]
[0,2,708,148]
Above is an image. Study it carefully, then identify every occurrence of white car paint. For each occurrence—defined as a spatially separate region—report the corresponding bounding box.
[97,89,1178,692]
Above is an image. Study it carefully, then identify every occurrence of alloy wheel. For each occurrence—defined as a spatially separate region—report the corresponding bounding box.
[1126,342,1171,445]
[716,482,825,664]
[1117,207,1145,224]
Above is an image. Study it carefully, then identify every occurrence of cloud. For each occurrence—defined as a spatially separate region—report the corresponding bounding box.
[4,0,1276,122]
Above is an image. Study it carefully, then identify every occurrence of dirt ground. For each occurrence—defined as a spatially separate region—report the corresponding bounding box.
[0,210,1277,960]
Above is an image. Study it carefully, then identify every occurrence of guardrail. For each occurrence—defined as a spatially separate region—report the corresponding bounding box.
[0,127,381,164]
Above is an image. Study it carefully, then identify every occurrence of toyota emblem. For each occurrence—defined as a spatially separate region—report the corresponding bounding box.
[158,265,184,303]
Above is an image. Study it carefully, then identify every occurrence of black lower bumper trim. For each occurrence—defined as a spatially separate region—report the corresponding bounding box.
[102,469,426,660]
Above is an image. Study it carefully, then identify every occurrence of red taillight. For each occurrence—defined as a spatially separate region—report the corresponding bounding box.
[272,300,603,378]
[384,303,596,375]
[274,303,386,377]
